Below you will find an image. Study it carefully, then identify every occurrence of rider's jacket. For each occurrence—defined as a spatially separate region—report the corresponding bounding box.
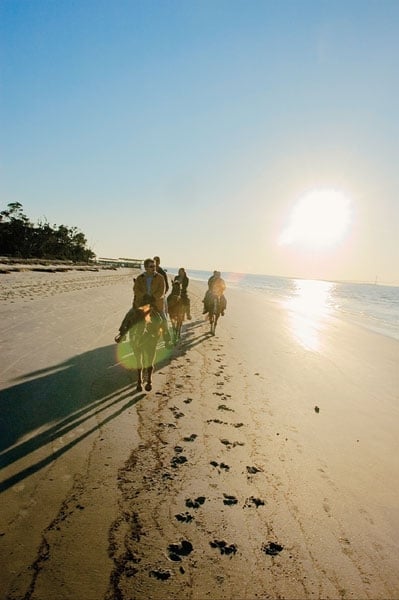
[210,277,226,296]
[133,271,165,312]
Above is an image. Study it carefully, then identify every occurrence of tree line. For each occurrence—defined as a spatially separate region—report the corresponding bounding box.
[0,202,96,262]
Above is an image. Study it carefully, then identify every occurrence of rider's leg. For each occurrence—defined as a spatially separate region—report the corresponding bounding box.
[160,311,173,347]
[115,307,137,342]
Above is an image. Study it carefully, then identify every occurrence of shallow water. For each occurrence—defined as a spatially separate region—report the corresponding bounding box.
[168,268,399,342]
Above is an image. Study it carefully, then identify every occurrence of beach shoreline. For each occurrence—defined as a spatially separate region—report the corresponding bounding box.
[1,268,398,599]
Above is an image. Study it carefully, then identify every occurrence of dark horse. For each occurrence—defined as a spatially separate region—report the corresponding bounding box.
[167,280,185,343]
[208,293,223,336]
[115,300,163,392]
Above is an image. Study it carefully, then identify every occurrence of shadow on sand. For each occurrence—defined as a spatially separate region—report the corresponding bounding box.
[0,319,214,493]
[0,343,145,492]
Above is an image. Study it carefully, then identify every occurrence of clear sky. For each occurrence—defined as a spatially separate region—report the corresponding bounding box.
[1,0,398,283]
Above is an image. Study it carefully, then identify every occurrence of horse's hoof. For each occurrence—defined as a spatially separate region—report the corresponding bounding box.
[136,384,143,392]
[145,383,152,391]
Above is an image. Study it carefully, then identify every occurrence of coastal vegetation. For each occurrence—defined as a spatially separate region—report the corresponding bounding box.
[0,202,95,263]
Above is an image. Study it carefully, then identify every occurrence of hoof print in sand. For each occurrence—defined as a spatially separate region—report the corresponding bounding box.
[223,493,238,506]
[149,569,171,580]
[168,540,193,562]
[246,466,263,474]
[233,422,244,428]
[185,496,206,509]
[169,406,185,419]
[210,540,237,556]
[218,404,234,412]
[244,496,265,508]
[175,512,194,523]
[220,439,244,449]
[210,461,230,472]
[262,542,284,556]
[183,433,197,442]
[171,455,187,468]
[183,398,193,404]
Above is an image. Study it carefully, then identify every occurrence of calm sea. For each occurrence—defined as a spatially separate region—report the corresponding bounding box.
[168,268,399,342]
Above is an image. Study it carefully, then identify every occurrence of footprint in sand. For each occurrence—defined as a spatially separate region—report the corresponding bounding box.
[210,540,237,556]
[218,404,234,412]
[220,439,244,449]
[150,569,171,580]
[171,455,187,468]
[262,542,284,556]
[210,461,230,472]
[207,418,228,425]
[185,496,206,509]
[183,398,193,404]
[246,466,263,474]
[175,512,194,523]
[183,433,197,442]
[223,493,238,506]
[169,406,185,419]
[168,540,193,562]
[243,496,265,508]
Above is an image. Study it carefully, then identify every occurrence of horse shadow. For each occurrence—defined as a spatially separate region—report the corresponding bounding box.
[169,317,214,354]
[0,344,144,493]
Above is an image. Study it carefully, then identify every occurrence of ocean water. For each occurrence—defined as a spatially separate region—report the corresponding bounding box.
[168,268,399,342]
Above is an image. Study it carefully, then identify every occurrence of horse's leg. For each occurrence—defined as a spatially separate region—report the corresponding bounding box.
[177,310,183,339]
[136,367,143,392]
[144,342,157,391]
[145,365,153,391]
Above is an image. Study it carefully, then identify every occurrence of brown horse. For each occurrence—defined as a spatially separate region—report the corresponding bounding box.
[115,301,163,392]
[208,293,223,336]
[130,305,163,392]
[167,280,185,343]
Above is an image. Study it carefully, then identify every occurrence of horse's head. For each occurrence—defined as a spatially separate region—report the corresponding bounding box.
[171,280,181,296]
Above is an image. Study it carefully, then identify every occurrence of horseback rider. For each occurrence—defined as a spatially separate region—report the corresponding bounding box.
[173,267,192,320]
[202,270,227,316]
[153,255,169,293]
[135,258,173,347]
[115,258,173,347]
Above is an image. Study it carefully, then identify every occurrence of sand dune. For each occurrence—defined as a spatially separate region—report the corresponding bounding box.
[1,268,398,599]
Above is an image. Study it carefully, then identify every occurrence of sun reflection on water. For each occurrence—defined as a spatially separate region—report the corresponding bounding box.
[283,279,335,351]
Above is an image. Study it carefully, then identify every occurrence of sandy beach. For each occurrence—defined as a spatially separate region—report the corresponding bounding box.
[0,267,398,600]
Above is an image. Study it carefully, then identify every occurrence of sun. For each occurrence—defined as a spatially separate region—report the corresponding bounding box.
[279,188,352,249]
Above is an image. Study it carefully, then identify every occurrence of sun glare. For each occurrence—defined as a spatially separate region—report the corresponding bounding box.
[279,189,352,249]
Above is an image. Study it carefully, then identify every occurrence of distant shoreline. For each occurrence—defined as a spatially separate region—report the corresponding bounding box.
[0,257,127,274]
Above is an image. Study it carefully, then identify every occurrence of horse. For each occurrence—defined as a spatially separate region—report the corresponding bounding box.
[208,293,223,336]
[167,280,185,343]
[115,302,163,392]
[129,304,163,392]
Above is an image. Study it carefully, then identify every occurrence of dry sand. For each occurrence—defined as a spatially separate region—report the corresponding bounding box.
[0,267,398,600]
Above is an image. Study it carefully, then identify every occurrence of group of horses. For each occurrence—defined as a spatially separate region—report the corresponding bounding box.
[116,281,224,393]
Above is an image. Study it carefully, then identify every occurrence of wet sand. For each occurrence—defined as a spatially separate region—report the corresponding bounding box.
[1,267,398,599]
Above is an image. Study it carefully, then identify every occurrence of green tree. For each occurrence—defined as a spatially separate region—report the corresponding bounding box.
[0,203,95,262]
